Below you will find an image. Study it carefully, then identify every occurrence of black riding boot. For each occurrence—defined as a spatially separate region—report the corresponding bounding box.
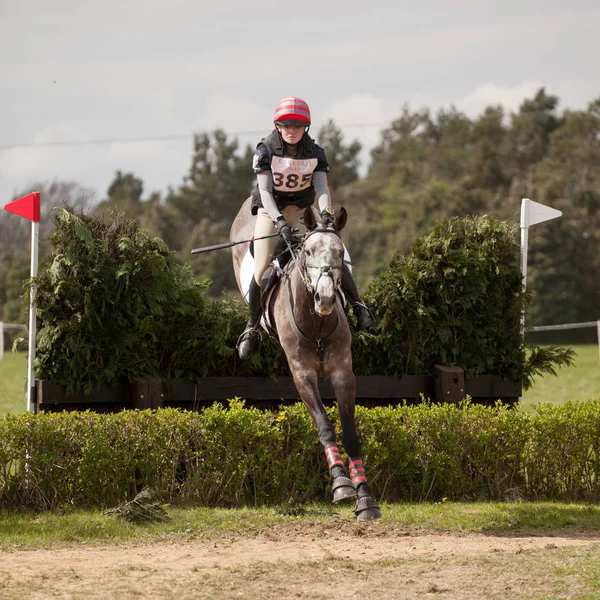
[236,278,262,360]
[342,264,374,331]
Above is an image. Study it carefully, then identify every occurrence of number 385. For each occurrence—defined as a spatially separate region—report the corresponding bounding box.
[273,172,312,189]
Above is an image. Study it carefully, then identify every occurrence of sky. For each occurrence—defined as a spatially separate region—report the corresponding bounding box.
[1,0,598,206]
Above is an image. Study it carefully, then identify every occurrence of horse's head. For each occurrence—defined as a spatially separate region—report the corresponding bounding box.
[301,207,348,316]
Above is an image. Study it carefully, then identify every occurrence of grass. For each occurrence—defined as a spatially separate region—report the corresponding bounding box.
[521,344,600,410]
[1,501,600,549]
[0,346,598,416]
[0,351,28,417]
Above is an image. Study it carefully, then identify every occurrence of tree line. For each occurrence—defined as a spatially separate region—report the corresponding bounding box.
[1,88,598,343]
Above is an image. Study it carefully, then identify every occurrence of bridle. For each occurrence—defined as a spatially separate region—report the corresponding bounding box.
[299,226,344,295]
[280,225,344,359]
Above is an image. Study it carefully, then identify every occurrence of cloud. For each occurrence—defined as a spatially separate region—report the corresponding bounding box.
[192,92,270,137]
[2,1,599,204]
[0,122,188,201]
[457,81,546,117]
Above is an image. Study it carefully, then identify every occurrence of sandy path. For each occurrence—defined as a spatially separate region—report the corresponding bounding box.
[2,526,599,599]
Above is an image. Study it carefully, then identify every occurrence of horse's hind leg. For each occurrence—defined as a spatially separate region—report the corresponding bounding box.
[331,370,382,521]
[291,370,356,504]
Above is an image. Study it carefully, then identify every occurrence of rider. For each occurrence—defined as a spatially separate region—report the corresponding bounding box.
[237,96,373,360]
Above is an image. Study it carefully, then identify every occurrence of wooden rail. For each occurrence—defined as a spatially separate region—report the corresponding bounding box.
[36,370,521,413]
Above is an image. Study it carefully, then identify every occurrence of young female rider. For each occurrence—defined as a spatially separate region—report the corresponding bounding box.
[236,96,373,360]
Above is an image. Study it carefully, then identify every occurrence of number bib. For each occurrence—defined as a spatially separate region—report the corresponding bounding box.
[271,156,318,193]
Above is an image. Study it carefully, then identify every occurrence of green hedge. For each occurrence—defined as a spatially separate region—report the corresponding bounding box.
[2,400,600,510]
[355,215,572,385]
[30,208,291,393]
[29,209,572,393]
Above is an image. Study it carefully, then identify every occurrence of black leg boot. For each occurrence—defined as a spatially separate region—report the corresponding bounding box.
[236,278,262,360]
[341,264,374,331]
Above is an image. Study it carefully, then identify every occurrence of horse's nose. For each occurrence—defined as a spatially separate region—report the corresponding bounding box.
[318,293,336,305]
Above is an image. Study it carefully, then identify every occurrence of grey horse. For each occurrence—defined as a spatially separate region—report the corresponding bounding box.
[230,198,381,521]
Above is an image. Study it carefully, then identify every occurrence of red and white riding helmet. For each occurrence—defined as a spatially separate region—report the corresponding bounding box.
[273,97,311,126]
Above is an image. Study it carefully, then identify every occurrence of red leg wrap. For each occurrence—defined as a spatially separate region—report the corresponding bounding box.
[325,445,344,470]
[349,459,367,486]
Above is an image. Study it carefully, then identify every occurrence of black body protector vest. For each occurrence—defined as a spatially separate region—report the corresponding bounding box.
[250,130,329,215]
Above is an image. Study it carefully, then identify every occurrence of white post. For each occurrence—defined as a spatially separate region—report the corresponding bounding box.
[0,321,4,361]
[519,198,562,401]
[27,220,39,412]
[519,202,530,341]
[520,198,563,340]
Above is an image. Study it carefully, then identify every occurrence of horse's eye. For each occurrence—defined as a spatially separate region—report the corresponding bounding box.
[306,249,311,257]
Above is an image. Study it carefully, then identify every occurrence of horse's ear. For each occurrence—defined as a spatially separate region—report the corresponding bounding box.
[304,207,318,231]
[335,207,347,232]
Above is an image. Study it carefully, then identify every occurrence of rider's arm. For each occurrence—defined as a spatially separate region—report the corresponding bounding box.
[253,144,283,222]
[256,171,283,222]
[313,171,333,213]
[313,144,333,213]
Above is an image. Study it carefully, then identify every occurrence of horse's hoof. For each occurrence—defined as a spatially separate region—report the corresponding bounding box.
[332,476,357,503]
[357,507,382,521]
[333,485,357,503]
[354,495,382,521]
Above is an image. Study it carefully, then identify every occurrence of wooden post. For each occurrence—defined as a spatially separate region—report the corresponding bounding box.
[131,378,164,410]
[434,365,465,404]
[0,322,3,361]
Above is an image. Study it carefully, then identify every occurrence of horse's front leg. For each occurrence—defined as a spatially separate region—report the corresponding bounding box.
[289,365,357,504]
[330,368,382,521]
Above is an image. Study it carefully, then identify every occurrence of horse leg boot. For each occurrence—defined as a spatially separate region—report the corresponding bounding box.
[341,264,374,331]
[348,459,382,521]
[325,445,357,503]
[236,278,262,360]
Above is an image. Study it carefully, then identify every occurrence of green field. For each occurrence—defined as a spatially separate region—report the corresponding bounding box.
[521,344,600,408]
[0,346,598,416]
[1,501,600,548]
[0,351,28,416]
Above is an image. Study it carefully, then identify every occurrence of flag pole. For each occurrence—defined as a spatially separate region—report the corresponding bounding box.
[519,197,562,402]
[3,191,41,413]
[27,219,39,412]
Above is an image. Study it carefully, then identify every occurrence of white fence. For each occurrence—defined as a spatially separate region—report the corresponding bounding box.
[0,322,26,360]
[528,320,600,361]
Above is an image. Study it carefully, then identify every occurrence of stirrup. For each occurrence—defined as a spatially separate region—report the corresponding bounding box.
[352,301,374,331]
[236,326,262,360]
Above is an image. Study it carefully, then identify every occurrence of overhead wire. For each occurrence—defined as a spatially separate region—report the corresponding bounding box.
[0,122,390,151]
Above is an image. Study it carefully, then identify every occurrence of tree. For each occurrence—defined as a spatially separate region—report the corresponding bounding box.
[0,180,96,330]
[167,129,253,226]
[94,171,145,218]
[468,106,511,195]
[526,98,600,330]
[163,130,254,294]
[508,88,562,202]
[316,119,362,190]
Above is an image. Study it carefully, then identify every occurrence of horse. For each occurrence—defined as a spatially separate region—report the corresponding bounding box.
[230,198,381,521]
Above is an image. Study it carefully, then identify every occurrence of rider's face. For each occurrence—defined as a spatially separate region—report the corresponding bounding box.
[276,124,305,146]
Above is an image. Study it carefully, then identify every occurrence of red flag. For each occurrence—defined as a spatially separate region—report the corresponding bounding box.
[4,192,41,222]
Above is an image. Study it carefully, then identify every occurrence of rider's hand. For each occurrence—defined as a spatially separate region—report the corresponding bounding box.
[275,216,293,246]
[320,207,335,227]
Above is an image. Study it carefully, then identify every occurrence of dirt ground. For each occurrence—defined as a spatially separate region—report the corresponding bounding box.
[1,523,600,600]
